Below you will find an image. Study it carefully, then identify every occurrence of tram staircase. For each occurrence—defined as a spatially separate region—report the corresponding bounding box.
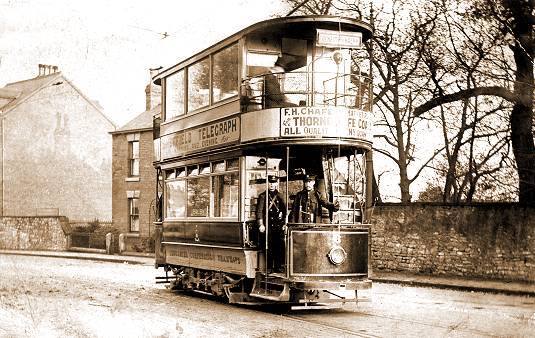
[250,272,290,302]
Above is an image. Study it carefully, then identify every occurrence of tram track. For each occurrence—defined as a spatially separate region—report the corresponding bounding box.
[164,289,500,337]
[279,313,381,338]
[282,309,502,338]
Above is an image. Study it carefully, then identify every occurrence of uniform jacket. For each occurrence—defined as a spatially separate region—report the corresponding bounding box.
[256,190,287,227]
[291,189,337,223]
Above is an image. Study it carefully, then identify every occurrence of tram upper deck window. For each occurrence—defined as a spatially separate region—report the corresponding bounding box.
[212,43,238,103]
[188,57,210,112]
[165,70,185,121]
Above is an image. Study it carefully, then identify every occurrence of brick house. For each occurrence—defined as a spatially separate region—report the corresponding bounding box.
[111,73,160,252]
[0,65,115,221]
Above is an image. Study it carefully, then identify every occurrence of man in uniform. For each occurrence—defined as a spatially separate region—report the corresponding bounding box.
[292,174,339,223]
[256,175,287,272]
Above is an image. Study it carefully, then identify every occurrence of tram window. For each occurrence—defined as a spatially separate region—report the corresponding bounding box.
[244,156,283,220]
[187,165,199,176]
[212,172,239,218]
[166,180,186,218]
[212,44,238,103]
[165,70,185,121]
[177,167,186,177]
[165,170,176,180]
[187,177,210,217]
[199,163,210,175]
[226,158,239,170]
[280,38,307,71]
[188,58,210,112]
[212,161,225,173]
[246,52,279,68]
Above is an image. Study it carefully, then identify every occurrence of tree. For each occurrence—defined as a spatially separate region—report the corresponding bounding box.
[368,0,443,203]
[419,2,516,203]
[414,0,535,205]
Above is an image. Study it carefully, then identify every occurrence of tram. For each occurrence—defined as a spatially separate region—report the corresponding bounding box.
[152,15,374,308]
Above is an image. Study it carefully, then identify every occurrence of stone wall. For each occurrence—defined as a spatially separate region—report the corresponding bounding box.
[371,204,535,282]
[0,216,70,250]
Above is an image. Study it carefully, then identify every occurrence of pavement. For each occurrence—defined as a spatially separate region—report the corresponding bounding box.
[1,249,534,297]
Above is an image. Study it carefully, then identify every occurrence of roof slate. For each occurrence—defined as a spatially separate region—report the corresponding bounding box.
[114,104,161,133]
[0,72,116,130]
[0,73,64,113]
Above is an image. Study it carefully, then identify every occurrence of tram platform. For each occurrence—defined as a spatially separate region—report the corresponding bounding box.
[1,249,534,297]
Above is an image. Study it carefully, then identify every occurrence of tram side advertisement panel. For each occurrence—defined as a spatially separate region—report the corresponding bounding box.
[165,244,247,275]
[280,106,373,142]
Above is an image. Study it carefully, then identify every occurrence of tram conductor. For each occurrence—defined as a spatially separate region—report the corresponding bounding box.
[256,175,287,272]
[292,174,340,223]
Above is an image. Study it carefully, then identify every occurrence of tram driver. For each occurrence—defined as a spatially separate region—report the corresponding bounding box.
[256,175,287,273]
[291,174,340,223]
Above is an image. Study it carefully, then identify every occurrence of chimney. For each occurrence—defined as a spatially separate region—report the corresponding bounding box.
[145,67,162,111]
[38,64,59,77]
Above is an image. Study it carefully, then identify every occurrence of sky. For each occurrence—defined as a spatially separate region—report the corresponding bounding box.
[0,0,287,126]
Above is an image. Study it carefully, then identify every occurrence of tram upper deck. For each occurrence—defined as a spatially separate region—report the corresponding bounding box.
[152,16,373,164]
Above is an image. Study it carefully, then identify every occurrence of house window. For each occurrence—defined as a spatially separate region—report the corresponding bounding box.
[129,140,140,176]
[129,197,140,232]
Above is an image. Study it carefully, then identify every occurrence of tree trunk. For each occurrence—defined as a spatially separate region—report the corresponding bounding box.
[508,0,535,204]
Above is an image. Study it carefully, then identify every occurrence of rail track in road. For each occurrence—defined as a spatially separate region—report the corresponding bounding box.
[164,289,503,337]
[279,313,381,338]
[280,308,503,338]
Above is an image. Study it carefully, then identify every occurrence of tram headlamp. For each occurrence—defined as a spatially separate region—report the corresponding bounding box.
[328,246,347,265]
[332,51,344,65]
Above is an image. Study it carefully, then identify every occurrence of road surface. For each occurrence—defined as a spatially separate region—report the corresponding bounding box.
[0,254,533,337]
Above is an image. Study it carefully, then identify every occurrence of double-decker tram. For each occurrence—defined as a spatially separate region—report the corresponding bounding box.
[152,15,374,308]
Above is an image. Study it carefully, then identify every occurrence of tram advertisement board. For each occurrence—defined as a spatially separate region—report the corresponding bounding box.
[160,116,240,159]
[280,106,373,141]
[166,244,246,273]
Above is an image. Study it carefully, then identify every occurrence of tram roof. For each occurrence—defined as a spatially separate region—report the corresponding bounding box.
[153,15,373,84]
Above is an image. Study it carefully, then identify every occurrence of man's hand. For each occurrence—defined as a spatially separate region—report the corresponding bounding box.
[259,224,265,233]
[333,200,340,211]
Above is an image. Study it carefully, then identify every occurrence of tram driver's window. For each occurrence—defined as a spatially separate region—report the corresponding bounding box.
[188,58,210,112]
[165,70,185,121]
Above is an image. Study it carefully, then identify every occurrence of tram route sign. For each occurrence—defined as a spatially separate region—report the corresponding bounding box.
[316,29,362,48]
[280,106,373,141]
[160,116,240,159]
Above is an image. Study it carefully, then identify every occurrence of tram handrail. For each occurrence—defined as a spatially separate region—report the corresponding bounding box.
[240,71,372,112]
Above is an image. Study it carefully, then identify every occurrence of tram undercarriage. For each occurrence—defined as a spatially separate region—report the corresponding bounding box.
[156,264,371,308]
